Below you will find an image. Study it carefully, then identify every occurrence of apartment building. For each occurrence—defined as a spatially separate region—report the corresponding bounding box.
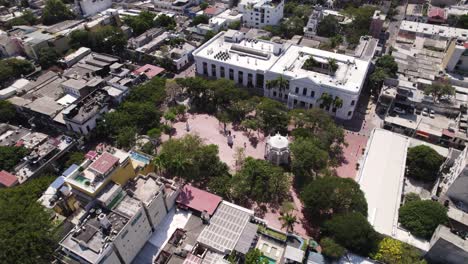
[193,30,370,120]
[238,0,284,28]
[58,173,179,264]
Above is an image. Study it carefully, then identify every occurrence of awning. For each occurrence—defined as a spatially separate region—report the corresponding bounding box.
[442,129,455,138]
[416,130,430,138]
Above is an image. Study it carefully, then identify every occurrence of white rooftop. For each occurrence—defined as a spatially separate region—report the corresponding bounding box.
[267,133,289,149]
[400,21,468,39]
[357,129,430,251]
[270,45,370,94]
[194,31,369,93]
[358,129,408,237]
[194,31,283,71]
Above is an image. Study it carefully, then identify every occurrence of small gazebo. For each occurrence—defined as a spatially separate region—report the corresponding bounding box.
[265,133,290,165]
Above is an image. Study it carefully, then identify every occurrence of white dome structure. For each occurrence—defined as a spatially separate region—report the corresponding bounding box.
[265,133,290,165]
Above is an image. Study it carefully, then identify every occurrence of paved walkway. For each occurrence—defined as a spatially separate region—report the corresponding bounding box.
[161,113,266,170]
[161,114,310,237]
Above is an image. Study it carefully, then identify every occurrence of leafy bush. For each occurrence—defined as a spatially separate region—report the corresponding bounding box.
[323,212,380,256]
[406,145,444,182]
[320,237,345,259]
[399,200,448,239]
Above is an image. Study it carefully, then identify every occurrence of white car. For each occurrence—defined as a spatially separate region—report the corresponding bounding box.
[422,108,429,116]
[430,109,435,118]
[393,107,406,115]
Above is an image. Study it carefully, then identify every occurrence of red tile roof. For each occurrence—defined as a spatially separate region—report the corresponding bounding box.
[177,185,222,216]
[428,7,445,18]
[89,152,119,175]
[85,150,98,160]
[0,170,18,187]
[133,64,165,79]
[204,7,218,15]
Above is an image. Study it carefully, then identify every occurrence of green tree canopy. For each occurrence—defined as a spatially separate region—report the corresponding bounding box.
[376,55,399,76]
[406,145,444,182]
[65,152,84,168]
[38,47,60,69]
[6,10,38,28]
[424,82,456,102]
[123,11,156,36]
[155,134,230,184]
[342,6,376,45]
[317,15,340,37]
[42,0,75,25]
[154,14,176,30]
[0,146,29,172]
[255,98,289,135]
[457,14,468,29]
[320,237,346,259]
[399,200,448,239]
[245,248,269,264]
[0,175,59,264]
[0,100,17,123]
[302,176,368,219]
[323,212,380,256]
[290,137,329,185]
[176,77,248,115]
[0,58,35,86]
[232,157,289,204]
[192,15,210,26]
[370,55,398,93]
[370,237,427,264]
[95,78,166,146]
[69,26,127,54]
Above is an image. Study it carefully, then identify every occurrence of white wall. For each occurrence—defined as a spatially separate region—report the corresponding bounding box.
[239,0,284,28]
[147,191,168,230]
[113,206,153,264]
[65,105,109,135]
[79,0,112,17]
[195,56,360,120]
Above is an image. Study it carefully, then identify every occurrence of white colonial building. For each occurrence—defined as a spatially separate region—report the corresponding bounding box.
[238,0,284,28]
[193,30,370,120]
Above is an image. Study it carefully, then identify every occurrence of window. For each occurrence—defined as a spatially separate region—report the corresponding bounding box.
[202,62,208,75]
[121,230,129,239]
[332,107,337,113]
[248,73,253,87]
[256,74,264,88]
[211,64,216,76]
[302,88,307,96]
[229,69,234,80]
[273,91,277,97]
[348,111,352,116]
[238,71,244,84]
[310,91,315,98]
[351,100,355,106]
[295,87,299,93]
[294,99,298,105]
[220,66,225,78]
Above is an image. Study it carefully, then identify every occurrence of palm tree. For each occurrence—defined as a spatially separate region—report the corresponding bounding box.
[332,97,343,116]
[266,75,289,93]
[328,58,338,74]
[279,213,297,233]
[153,155,166,175]
[319,93,334,111]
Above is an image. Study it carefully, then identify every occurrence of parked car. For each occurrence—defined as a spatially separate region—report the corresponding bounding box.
[430,109,435,118]
[422,108,429,116]
[393,107,406,115]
